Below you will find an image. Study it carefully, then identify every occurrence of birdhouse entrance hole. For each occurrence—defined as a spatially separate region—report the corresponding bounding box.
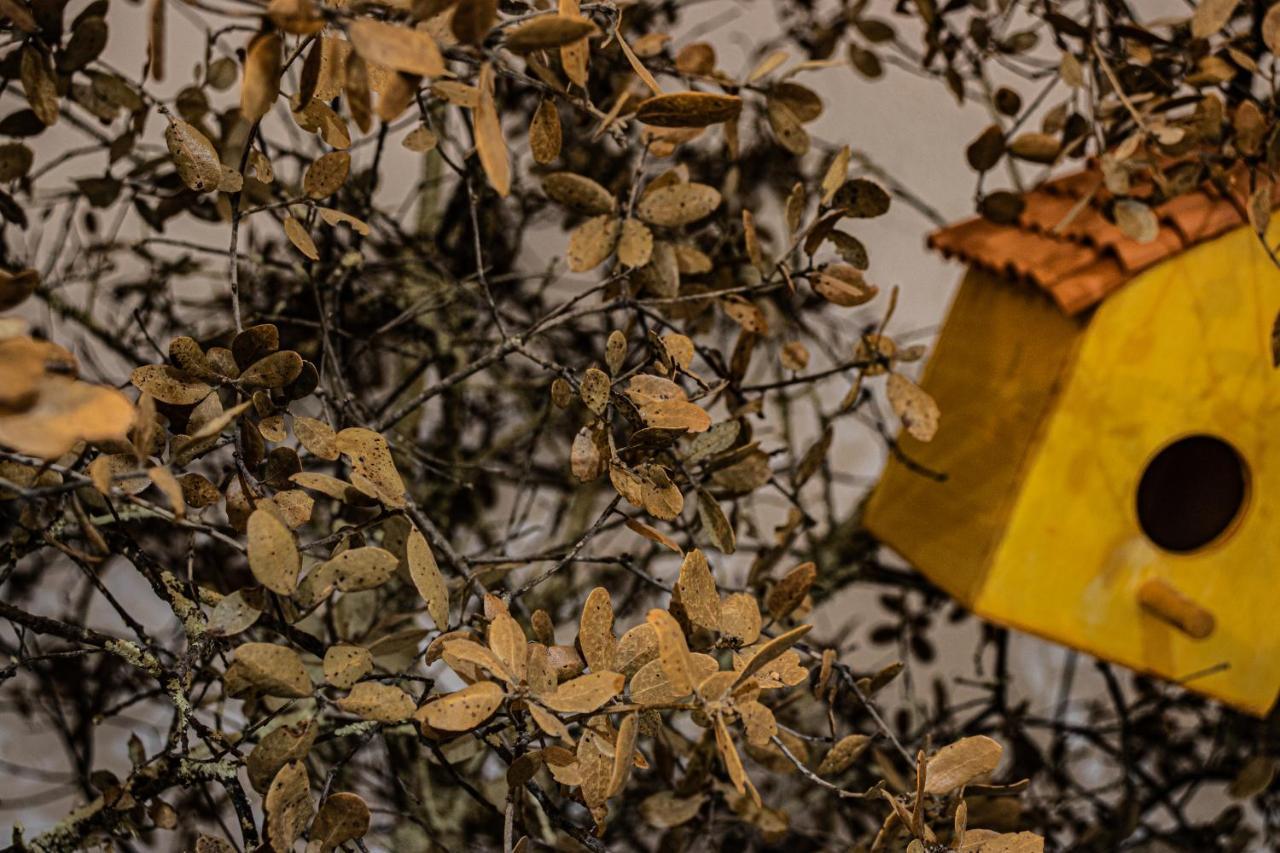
[1135,434,1249,554]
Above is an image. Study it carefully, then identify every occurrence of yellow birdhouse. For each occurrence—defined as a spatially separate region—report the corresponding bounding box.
[864,167,1280,716]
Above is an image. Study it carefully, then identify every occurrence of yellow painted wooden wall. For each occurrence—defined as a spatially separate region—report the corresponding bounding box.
[864,268,1083,604]
[976,223,1280,714]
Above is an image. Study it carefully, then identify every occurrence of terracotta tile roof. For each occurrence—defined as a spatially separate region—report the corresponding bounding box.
[927,166,1258,315]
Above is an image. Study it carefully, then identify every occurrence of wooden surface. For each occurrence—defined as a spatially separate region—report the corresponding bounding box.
[863,267,1083,604]
[976,222,1280,715]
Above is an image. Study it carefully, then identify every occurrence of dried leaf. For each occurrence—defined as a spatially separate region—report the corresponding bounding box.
[323,644,373,690]
[320,546,399,592]
[579,587,617,673]
[733,624,812,687]
[543,172,616,215]
[164,119,221,193]
[1192,0,1239,39]
[348,19,444,77]
[241,31,282,122]
[452,0,497,45]
[886,372,940,442]
[336,681,416,722]
[284,215,320,260]
[476,63,510,197]
[567,215,620,272]
[505,15,596,52]
[818,734,871,775]
[580,366,611,414]
[638,182,722,227]
[541,671,624,713]
[335,427,406,507]
[231,642,312,698]
[765,561,816,620]
[677,549,720,631]
[247,508,301,595]
[310,792,371,853]
[715,714,748,793]
[647,609,695,696]
[419,681,505,732]
[1114,198,1159,243]
[636,92,743,128]
[265,761,313,851]
[924,735,1003,795]
[617,218,654,267]
[559,0,590,88]
[718,592,761,645]
[408,525,449,630]
[488,612,528,682]
[530,98,562,164]
[303,151,350,198]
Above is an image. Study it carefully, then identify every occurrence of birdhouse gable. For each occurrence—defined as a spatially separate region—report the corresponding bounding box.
[867,166,1280,716]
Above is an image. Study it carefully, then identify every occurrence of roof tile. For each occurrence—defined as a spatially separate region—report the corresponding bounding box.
[928,166,1259,315]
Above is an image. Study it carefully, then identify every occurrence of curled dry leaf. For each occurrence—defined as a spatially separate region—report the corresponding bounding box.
[571,423,608,481]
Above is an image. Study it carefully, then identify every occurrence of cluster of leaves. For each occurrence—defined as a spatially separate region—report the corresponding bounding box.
[2,0,1280,850]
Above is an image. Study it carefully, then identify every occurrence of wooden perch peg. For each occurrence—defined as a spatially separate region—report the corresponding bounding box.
[1137,578,1216,640]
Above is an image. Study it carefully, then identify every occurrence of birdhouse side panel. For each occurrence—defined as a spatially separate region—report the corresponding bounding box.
[977,223,1280,715]
[864,267,1083,605]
